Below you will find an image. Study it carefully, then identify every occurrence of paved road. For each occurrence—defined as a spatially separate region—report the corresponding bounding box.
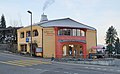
[0,52,120,74]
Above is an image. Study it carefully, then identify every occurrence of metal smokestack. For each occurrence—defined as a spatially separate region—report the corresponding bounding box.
[40,13,48,22]
[40,0,55,22]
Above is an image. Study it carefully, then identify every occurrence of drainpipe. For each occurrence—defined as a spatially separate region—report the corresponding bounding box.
[42,28,43,58]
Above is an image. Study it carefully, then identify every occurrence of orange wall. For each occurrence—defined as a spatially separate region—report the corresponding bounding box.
[55,27,87,58]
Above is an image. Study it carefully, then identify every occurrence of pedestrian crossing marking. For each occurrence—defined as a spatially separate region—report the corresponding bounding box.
[0,61,25,67]
[0,60,51,67]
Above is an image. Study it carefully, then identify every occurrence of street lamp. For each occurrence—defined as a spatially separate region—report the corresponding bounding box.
[27,10,32,56]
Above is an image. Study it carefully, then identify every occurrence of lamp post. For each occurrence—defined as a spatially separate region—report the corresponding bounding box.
[27,10,32,56]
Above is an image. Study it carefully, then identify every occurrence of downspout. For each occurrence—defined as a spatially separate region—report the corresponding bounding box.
[42,28,43,58]
[96,29,97,46]
[95,29,97,55]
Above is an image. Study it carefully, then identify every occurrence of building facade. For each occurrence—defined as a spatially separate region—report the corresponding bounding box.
[17,15,97,59]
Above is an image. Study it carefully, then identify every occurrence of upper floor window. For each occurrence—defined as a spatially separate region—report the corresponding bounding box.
[58,29,63,35]
[81,30,85,36]
[20,32,24,38]
[63,29,71,35]
[26,31,31,37]
[73,29,76,36]
[58,28,85,37]
[33,30,38,36]
[72,29,81,36]
[58,29,71,36]
[77,29,81,36]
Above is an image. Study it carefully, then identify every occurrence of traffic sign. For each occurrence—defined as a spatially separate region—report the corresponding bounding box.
[26,38,29,42]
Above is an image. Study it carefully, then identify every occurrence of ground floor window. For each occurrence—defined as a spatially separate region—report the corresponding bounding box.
[62,44,83,58]
[20,44,27,52]
[63,46,67,56]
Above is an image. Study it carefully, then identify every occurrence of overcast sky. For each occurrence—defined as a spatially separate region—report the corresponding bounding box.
[0,0,120,45]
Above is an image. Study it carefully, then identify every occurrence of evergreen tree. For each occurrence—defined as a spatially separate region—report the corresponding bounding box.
[0,14,6,43]
[115,37,120,54]
[105,26,117,56]
[0,14,6,28]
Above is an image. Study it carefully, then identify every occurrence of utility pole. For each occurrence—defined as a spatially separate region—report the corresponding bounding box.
[27,10,32,56]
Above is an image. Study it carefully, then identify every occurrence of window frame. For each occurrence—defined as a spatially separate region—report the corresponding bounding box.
[81,30,85,36]
[33,29,38,37]
[58,28,85,37]
[20,32,24,38]
[26,31,31,37]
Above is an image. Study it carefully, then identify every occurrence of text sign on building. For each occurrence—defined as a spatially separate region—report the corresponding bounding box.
[44,30,55,36]
[26,38,29,42]
[36,47,42,52]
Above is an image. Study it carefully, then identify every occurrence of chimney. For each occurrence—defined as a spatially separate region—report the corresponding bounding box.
[40,13,48,22]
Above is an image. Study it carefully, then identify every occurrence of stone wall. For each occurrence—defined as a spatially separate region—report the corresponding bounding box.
[0,44,17,52]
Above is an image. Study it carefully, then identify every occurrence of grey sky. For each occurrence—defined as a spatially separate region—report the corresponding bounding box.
[0,0,120,45]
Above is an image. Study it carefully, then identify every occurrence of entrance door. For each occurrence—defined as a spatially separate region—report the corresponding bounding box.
[30,43,38,56]
[74,45,77,57]
[69,45,73,56]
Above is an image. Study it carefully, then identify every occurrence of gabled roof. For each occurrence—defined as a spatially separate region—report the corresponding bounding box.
[35,18,96,30]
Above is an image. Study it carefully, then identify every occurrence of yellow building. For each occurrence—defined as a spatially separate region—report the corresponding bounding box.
[17,14,97,58]
[17,25,43,56]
